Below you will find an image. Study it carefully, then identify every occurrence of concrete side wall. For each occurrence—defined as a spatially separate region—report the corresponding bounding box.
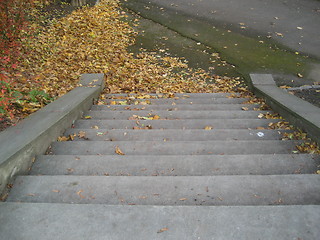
[0,73,105,197]
[250,74,320,145]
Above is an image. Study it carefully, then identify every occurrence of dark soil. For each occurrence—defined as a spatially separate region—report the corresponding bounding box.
[0,118,13,132]
[39,0,97,24]
[291,89,320,108]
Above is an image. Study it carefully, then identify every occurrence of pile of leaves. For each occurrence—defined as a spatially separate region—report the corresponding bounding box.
[1,0,245,123]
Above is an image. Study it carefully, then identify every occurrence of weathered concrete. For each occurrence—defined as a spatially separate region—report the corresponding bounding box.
[0,73,105,196]
[2,90,319,238]
[7,175,320,205]
[104,92,241,98]
[73,118,281,129]
[64,128,287,141]
[123,0,320,59]
[104,97,249,105]
[85,109,271,119]
[50,140,300,155]
[31,154,320,176]
[92,103,260,111]
[250,74,320,145]
[1,203,319,240]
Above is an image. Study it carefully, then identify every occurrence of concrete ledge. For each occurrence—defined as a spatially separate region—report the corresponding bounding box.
[250,74,320,145]
[0,73,105,197]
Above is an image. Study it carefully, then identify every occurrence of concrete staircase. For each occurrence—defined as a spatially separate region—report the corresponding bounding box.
[1,93,320,239]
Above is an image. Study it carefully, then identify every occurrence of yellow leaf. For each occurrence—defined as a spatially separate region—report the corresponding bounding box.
[204,126,213,130]
[78,131,86,139]
[115,146,125,155]
[58,136,69,141]
[157,228,168,233]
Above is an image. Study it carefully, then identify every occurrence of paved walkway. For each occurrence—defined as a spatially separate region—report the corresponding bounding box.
[133,0,320,59]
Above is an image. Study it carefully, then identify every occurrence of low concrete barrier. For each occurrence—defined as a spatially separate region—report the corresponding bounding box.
[0,73,105,197]
[250,74,320,145]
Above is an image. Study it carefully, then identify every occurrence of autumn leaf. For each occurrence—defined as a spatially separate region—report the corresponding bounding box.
[157,228,168,233]
[115,146,125,155]
[77,190,85,199]
[204,126,213,130]
[58,134,75,141]
[78,131,86,139]
[58,136,69,142]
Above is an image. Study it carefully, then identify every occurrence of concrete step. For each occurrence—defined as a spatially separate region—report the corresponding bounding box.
[104,92,242,98]
[64,129,287,141]
[7,175,320,205]
[31,154,320,176]
[1,203,318,239]
[49,140,300,155]
[84,110,271,120]
[73,118,281,129]
[91,103,260,111]
[104,98,249,105]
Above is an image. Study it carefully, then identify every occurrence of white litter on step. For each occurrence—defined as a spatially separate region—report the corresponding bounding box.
[257,132,265,137]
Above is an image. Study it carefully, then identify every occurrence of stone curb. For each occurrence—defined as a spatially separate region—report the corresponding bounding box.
[0,73,105,197]
[250,74,320,145]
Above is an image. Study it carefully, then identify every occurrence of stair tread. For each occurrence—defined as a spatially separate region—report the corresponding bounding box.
[31,154,320,176]
[73,118,281,129]
[7,175,320,205]
[104,98,249,105]
[91,103,260,111]
[64,128,287,141]
[84,110,272,119]
[104,92,241,98]
[1,203,319,239]
[49,140,300,155]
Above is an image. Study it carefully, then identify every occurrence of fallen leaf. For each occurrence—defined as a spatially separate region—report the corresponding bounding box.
[78,131,86,139]
[157,228,168,233]
[58,136,69,141]
[77,190,85,199]
[115,146,125,155]
[204,126,213,130]
[241,107,249,111]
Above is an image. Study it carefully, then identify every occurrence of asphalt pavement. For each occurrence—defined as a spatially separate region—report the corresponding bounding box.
[133,0,320,59]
